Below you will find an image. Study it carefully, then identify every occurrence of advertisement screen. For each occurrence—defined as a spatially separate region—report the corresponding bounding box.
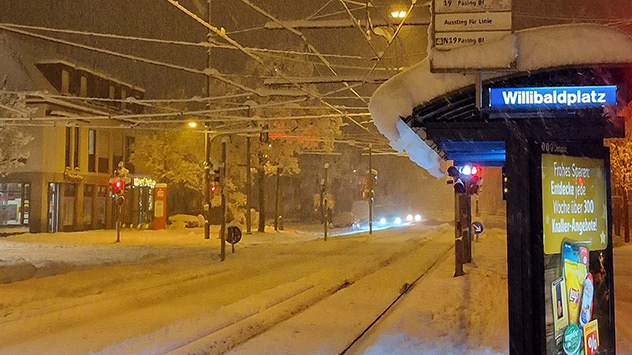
[542,153,613,355]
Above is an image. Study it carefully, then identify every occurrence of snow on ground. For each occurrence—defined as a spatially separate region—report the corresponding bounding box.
[1,222,632,355]
[353,228,508,355]
[0,222,443,355]
[0,225,329,284]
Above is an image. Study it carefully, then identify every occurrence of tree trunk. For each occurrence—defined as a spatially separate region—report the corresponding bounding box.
[625,189,630,243]
[258,154,265,233]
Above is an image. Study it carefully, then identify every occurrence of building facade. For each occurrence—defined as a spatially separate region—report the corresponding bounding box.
[0,35,155,233]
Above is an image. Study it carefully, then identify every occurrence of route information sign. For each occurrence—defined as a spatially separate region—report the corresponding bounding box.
[541,154,608,254]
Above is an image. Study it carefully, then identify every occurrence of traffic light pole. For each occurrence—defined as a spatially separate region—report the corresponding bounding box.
[204,0,212,240]
[323,162,329,241]
[220,137,227,261]
[246,135,252,234]
[368,144,373,235]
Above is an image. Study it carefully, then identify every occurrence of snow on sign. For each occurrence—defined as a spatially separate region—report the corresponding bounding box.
[434,0,512,13]
[434,31,511,50]
[435,12,512,32]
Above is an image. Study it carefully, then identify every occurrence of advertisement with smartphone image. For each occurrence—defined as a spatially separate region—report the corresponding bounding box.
[541,153,614,355]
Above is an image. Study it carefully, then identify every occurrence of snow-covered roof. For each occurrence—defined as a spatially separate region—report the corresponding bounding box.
[369,24,632,178]
[0,34,58,93]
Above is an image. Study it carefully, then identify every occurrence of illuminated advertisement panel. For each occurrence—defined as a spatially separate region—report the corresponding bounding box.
[541,152,614,355]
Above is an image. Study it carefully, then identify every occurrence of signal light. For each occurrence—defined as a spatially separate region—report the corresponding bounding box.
[110,178,124,194]
[210,184,218,193]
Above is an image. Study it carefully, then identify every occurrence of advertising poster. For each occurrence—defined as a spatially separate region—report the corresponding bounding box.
[542,153,614,354]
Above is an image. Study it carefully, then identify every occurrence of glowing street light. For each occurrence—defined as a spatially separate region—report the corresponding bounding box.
[391,10,407,19]
[187,121,198,128]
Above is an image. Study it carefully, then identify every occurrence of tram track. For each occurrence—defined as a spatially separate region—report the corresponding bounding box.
[0,224,445,355]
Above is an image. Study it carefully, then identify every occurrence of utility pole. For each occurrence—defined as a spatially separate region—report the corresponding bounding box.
[203,0,212,240]
[220,137,227,261]
[368,144,373,235]
[258,152,265,233]
[274,167,281,231]
[324,162,329,241]
[246,134,252,234]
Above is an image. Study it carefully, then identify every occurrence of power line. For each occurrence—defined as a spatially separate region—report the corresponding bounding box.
[0,24,261,96]
[0,22,369,61]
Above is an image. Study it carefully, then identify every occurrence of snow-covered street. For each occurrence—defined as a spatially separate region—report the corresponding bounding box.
[0,223,451,354]
[1,223,631,354]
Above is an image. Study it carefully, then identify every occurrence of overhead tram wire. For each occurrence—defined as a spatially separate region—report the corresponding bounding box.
[0,24,260,96]
[165,0,374,134]
[360,1,419,85]
[0,23,368,61]
[237,0,371,106]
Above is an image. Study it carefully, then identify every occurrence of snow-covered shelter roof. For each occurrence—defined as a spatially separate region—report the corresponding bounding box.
[369,24,632,178]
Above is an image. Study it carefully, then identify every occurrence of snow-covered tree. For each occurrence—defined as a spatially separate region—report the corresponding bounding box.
[0,91,34,176]
[608,101,632,242]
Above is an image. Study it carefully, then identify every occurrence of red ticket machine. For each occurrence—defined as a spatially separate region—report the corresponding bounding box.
[154,183,167,230]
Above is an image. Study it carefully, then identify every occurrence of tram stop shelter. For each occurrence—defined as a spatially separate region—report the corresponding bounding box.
[370,24,632,355]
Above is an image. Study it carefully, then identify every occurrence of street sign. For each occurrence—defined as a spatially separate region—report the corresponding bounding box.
[434,0,512,13]
[227,225,242,244]
[435,12,512,32]
[434,31,511,50]
[472,221,484,235]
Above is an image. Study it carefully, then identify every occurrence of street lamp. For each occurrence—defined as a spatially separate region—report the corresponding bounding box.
[187,121,198,128]
[391,10,407,19]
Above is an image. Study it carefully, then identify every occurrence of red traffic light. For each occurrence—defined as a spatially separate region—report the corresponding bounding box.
[114,179,124,190]
[210,184,218,193]
[471,165,482,177]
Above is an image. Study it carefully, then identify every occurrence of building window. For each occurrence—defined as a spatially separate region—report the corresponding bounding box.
[65,127,72,168]
[74,127,80,169]
[98,157,109,174]
[88,129,96,172]
[80,75,88,97]
[61,69,69,94]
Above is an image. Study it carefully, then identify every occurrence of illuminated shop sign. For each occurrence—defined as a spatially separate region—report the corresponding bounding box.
[489,86,617,109]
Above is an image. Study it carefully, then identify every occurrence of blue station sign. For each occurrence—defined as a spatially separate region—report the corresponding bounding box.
[489,85,617,109]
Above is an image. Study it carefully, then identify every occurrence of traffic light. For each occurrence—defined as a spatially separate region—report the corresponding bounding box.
[210,184,218,194]
[109,178,125,195]
[362,169,377,199]
[448,166,466,193]
[259,123,269,143]
[448,164,482,194]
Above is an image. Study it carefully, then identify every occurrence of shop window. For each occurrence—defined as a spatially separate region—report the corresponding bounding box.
[62,184,76,227]
[83,184,94,227]
[96,186,107,229]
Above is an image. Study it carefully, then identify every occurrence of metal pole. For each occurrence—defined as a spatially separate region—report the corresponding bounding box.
[454,192,464,277]
[220,137,227,261]
[116,205,121,243]
[368,144,373,235]
[258,152,265,233]
[204,129,210,239]
[274,167,280,231]
[324,162,329,241]
[246,135,252,234]
[204,0,212,240]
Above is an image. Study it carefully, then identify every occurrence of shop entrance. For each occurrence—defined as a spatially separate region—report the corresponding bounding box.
[47,183,60,233]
